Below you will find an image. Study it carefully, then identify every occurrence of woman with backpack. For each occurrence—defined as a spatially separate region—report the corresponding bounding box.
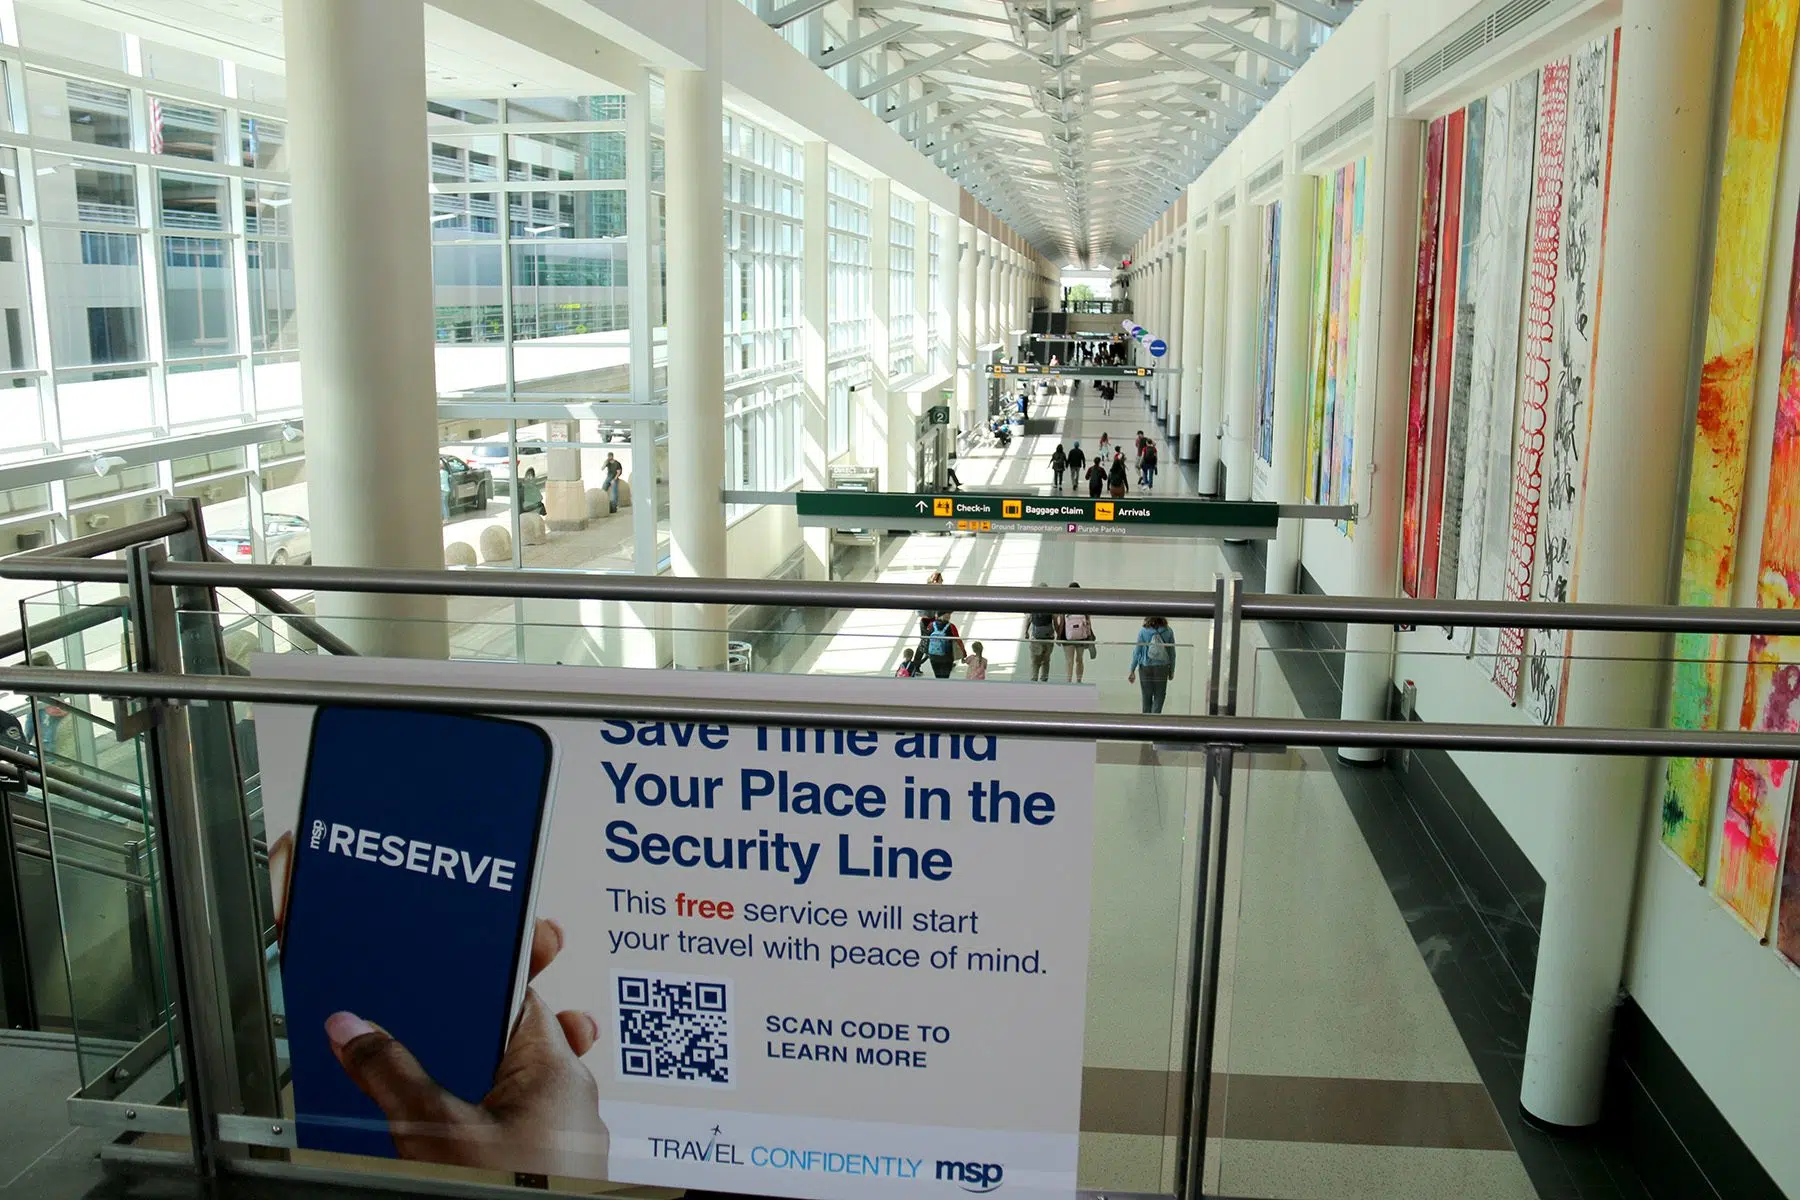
[1107,452,1129,498]
[1058,583,1095,683]
[1128,616,1177,713]
[1086,456,1107,497]
[917,612,965,679]
[1050,443,1068,491]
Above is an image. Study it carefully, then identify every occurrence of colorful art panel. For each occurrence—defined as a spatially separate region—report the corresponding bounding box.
[1494,58,1571,702]
[1338,159,1369,515]
[1254,202,1282,472]
[1421,111,1468,601]
[1401,119,1449,598]
[1525,34,1616,727]
[1727,216,1800,938]
[1321,170,1349,509]
[1471,74,1539,667]
[1664,0,1800,873]
[1438,99,1489,607]
[1305,175,1334,503]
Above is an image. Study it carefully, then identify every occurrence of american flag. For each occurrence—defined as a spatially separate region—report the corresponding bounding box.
[148,96,164,155]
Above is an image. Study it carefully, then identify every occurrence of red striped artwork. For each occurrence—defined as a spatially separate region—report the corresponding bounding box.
[1494,59,1570,701]
[1420,111,1468,599]
[1400,118,1449,598]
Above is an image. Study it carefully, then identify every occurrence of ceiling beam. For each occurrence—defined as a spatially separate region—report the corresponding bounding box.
[1274,0,1353,26]
[815,22,920,70]
[879,86,943,125]
[1146,39,1277,103]
[854,37,985,101]
[1194,17,1306,71]
[765,0,834,29]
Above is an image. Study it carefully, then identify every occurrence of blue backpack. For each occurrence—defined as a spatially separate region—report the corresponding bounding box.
[927,619,951,658]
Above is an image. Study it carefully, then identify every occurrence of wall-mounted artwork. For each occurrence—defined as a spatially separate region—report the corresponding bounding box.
[1461,74,1538,665]
[1662,0,1800,875]
[1438,98,1489,607]
[1252,200,1282,500]
[1304,159,1367,514]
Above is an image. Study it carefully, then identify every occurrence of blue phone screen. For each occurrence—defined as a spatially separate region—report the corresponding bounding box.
[279,705,553,1157]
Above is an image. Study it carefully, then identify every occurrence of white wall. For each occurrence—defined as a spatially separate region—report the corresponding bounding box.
[1172,0,1800,1189]
[726,493,800,581]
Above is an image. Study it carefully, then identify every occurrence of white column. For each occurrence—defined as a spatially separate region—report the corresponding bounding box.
[1267,173,1318,593]
[955,223,977,430]
[285,0,446,657]
[1178,223,1206,461]
[664,45,727,668]
[1339,103,1417,749]
[1165,242,1186,435]
[625,67,658,573]
[801,141,830,580]
[1521,0,1720,1127]
[975,235,993,348]
[1160,250,1178,417]
[1197,222,1230,495]
[1223,192,1260,501]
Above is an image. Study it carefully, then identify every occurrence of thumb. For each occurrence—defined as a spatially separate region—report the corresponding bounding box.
[326,1013,482,1144]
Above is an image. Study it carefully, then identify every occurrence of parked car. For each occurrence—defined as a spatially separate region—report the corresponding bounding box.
[207,513,313,566]
[463,440,547,488]
[440,455,492,517]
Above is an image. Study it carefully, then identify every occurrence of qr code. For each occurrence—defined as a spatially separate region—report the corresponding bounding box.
[614,971,734,1088]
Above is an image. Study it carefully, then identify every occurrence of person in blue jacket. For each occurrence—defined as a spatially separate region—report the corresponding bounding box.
[1127,615,1177,714]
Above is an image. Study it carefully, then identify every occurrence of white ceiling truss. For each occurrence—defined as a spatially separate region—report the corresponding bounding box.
[764,0,1357,266]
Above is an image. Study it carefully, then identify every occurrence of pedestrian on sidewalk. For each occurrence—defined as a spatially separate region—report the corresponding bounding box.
[1050,443,1068,491]
[1108,452,1129,498]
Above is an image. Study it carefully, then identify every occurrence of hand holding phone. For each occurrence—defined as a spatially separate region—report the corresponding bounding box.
[271,707,608,1179]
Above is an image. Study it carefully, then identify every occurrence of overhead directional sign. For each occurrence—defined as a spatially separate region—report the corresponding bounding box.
[796,490,1280,539]
[1149,339,1168,358]
[984,363,1154,378]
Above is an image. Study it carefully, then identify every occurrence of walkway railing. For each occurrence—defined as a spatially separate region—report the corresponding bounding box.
[1,507,1796,1200]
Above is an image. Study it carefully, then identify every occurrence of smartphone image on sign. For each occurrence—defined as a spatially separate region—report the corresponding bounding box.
[278,705,556,1158]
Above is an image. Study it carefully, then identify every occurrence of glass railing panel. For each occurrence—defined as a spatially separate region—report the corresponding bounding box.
[177,599,1213,1195]
[15,588,178,1102]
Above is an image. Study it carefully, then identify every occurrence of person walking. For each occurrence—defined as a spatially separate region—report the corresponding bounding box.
[1059,583,1094,684]
[1108,452,1129,498]
[1025,601,1058,682]
[602,452,624,513]
[918,612,965,679]
[1066,441,1086,485]
[1102,381,1114,414]
[1143,440,1159,490]
[1086,456,1107,497]
[964,641,988,680]
[1098,430,1112,458]
[1128,615,1177,713]
[1050,443,1068,491]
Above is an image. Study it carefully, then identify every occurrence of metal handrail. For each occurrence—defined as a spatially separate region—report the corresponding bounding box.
[2,667,1798,759]
[0,558,1788,638]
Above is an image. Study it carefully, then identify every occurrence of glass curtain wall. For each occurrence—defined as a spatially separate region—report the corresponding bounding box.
[722,110,803,523]
[928,210,942,372]
[888,193,915,377]
[826,163,871,459]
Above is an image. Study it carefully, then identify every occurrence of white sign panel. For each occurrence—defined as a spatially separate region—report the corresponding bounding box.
[253,656,1096,1200]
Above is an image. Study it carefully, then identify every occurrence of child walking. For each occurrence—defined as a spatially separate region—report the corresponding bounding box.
[964,641,988,680]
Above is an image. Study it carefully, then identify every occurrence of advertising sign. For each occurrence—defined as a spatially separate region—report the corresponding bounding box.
[254,656,1096,1199]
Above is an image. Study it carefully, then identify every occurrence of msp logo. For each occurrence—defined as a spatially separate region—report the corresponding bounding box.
[936,1159,1005,1193]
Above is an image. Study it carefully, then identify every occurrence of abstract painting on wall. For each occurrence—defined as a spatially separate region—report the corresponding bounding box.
[1725,212,1800,938]
[1663,0,1800,873]
[1420,111,1468,602]
[1460,74,1538,663]
[1253,201,1282,495]
[1437,98,1489,608]
[1493,57,1570,702]
[1525,33,1617,727]
[1401,120,1449,597]
[1338,159,1369,520]
[1305,175,1334,503]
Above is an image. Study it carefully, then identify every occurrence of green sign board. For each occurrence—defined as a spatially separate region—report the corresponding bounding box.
[983,364,1154,379]
[795,490,1279,539]
[927,405,951,425]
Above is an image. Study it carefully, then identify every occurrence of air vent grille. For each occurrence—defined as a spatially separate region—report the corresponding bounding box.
[1215,193,1237,218]
[1248,157,1285,197]
[1298,90,1374,166]
[1402,0,1560,98]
